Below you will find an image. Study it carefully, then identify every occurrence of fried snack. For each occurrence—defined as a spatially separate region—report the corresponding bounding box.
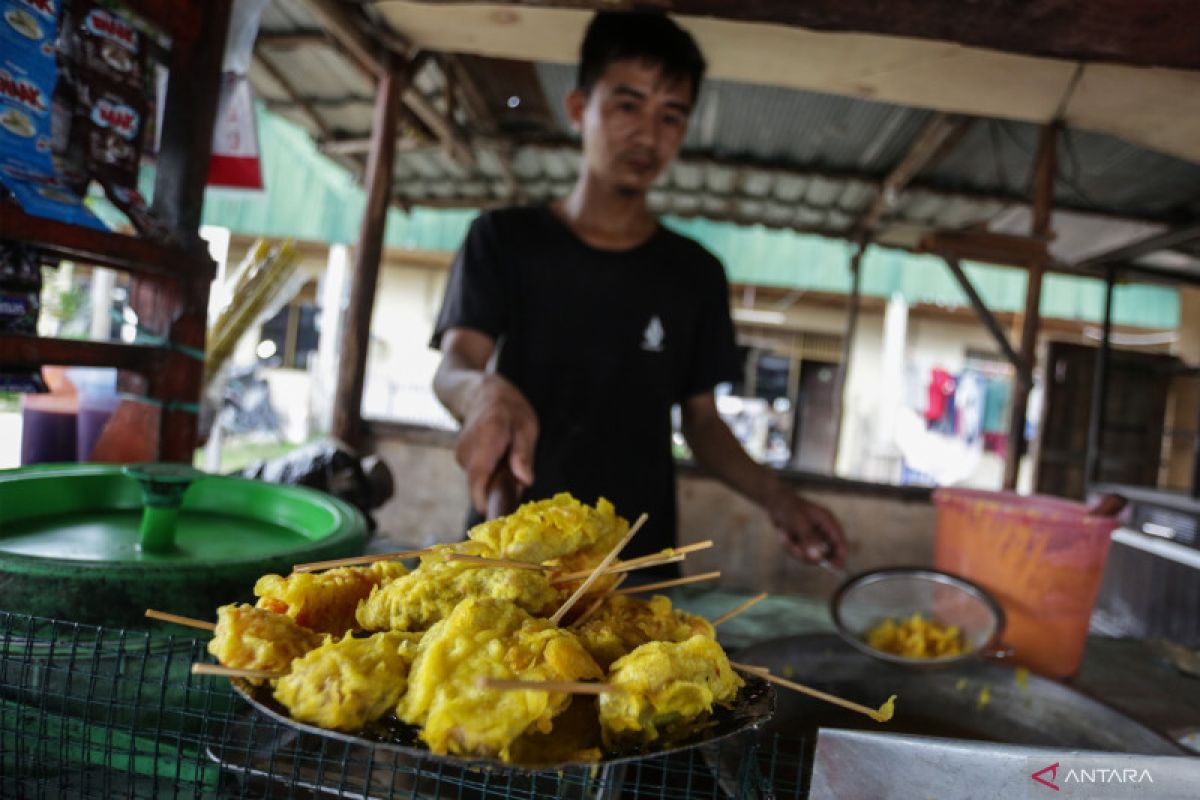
[598,635,743,747]
[207,603,323,680]
[356,542,559,632]
[397,597,604,762]
[274,631,421,732]
[255,561,409,635]
[468,493,628,564]
[575,595,715,669]
[865,612,965,659]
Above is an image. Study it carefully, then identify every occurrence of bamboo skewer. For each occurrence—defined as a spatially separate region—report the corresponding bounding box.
[569,575,628,628]
[711,593,768,626]
[551,553,684,584]
[550,513,647,626]
[145,609,216,632]
[553,540,714,583]
[192,663,285,680]
[292,548,432,573]
[476,677,618,695]
[613,571,721,595]
[444,553,551,571]
[730,661,891,722]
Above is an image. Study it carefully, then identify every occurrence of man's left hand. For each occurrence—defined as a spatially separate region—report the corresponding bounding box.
[765,486,848,567]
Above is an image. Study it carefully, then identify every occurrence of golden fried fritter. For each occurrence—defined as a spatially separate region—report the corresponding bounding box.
[598,636,743,746]
[397,597,603,762]
[207,603,323,680]
[273,631,421,732]
[255,560,408,635]
[355,542,559,632]
[576,595,715,669]
[468,494,628,564]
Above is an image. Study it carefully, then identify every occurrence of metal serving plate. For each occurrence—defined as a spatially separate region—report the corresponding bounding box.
[226,670,774,773]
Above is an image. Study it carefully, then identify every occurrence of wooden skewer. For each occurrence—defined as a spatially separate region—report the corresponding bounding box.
[553,540,715,584]
[550,513,647,626]
[551,553,684,585]
[145,609,216,632]
[292,548,432,573]
[711,592,769,627]
[192,663,286,680]
[570,574,628,628]
[730,661,891,722]
[445,553,551,571]
[476,677,619,695]
[613,571,721,595]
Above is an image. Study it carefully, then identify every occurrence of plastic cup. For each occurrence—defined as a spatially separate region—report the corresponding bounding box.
[932,489,1118,678]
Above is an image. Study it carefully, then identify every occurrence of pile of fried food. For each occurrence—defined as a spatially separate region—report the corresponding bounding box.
[203,494,746,764]
[865,612,966,659]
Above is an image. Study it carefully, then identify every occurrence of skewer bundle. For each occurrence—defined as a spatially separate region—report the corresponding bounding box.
[150,492,894,765]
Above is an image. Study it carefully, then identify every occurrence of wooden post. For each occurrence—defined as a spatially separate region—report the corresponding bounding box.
[136,0,229,463]
[1002,122,1057,490]
[829,240,866,468]
[1086,268,1116,485]
[331,63,403,448]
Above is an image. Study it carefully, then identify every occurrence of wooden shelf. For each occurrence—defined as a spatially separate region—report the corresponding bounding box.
[0,335,166,373]
[0,204,215,282]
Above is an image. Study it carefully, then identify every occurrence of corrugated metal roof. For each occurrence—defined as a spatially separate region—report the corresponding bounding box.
[245,1,1200,278]
[186,106,1178,330]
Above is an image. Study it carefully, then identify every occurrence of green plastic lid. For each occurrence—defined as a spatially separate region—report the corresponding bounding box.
[0,464,369,625]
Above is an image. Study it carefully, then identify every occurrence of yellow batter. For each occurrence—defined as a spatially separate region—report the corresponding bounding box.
[274,631,421,731]
[576,594,715,669]
[397,597,604,761]
[255,561,408,635]
[598,635,743,746]
[207,603,323,680]
[355,541,560,632]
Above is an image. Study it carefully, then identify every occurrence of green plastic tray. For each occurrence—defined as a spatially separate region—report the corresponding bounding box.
[0,464,367,625]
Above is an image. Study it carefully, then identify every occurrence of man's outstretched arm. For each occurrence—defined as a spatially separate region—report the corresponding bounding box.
[680,391,847,565]
[434,328,539,513]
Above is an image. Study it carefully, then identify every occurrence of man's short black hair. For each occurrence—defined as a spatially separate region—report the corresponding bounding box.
[576,11,706,100]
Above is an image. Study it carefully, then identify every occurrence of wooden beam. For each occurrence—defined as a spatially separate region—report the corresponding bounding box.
[445,0,1200,71]
[919,230,1049,266]
[830,240,866,469]
[1003,121,1057,489]
[1075,221,1200,270]
[857,113,972,234]
[256,29,327,49]
[298,0,388,79]
[253,51,333,140]
[942,257,1029,378]
[332,65,405,448]
[300,1,473,166]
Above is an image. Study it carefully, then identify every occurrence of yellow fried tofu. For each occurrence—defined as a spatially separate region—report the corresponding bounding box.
[355,542,559,632]
[598,635,743,746]
[865,613,965,659]
[467,493,628,564]
[255,561,408,635]
[207,603,323,680]
[273,631,420,732]
[576,595,715,669]
[397,597,604,762]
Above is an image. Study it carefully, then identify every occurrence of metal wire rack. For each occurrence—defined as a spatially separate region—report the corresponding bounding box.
[0,611,812,798]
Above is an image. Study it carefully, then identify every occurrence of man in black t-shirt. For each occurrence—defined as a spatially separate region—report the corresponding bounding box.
[431,12,846,568]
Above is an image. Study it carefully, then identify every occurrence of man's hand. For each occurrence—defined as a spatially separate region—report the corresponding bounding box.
[456,374,539,514]
[763,484,848,567]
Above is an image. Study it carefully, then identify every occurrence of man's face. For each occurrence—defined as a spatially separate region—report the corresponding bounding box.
[568,58,694,195]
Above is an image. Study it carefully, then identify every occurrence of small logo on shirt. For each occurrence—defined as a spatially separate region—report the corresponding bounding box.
[641,315,664,352]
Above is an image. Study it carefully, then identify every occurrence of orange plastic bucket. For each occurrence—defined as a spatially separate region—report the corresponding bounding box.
[932,489,1118,677]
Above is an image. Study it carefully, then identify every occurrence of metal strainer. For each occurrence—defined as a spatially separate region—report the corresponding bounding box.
[830,567,1008,668]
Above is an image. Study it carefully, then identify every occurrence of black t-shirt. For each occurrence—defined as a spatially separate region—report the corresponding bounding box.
[431,205,740,560]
